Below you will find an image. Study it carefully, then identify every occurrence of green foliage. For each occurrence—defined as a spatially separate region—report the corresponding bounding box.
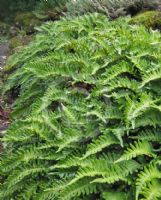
[66,0,160,18]
[8,35,33,54]
[130,11,161,29]
[8,36,23,50]
[102,191,129,200]
[0,0,38,21]
[14,12,41,33]
[35,0,69,11]
[1,13,161,199]
[34,0,69,21]
[0,21,10,36]
[0,0,68,22]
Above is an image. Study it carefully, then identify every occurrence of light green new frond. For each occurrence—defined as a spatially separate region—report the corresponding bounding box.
[116,140,154,163]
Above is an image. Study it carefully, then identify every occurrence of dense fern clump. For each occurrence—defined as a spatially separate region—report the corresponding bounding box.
[1,13,161,199]
[66,0,160,18]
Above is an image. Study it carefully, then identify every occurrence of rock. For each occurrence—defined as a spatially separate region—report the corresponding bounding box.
[9,36,23,50]
[14,12,41,34]
[8,35,33,53]
[0,21,10,36]
[0,43,9,68]
[9,26,19,37]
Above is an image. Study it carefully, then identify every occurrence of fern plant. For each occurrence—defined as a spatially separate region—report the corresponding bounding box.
[1,13,161,199]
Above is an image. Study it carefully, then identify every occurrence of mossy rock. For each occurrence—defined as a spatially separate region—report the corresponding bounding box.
[9,36,23,50]
[46,7,67,20]
[130,11,161,29]
[9,35,32,52]
[34,9,64,21]
[14,12,41,34]
[0,21,10,35]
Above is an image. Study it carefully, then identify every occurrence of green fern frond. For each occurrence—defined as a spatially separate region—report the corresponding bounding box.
[107,77,139,93]
[116,140,154,163]
[81,131,119,159]
[140,66,161,88]
[136,164,161,200]
[67,160,139,186]
[130,129,161,142]
[102,61,135,83]
[60,178,98,200]
[102,191,128,200]
[125,93,155,128]
[140,180,161,200]
[0,165,46,198]
[91,160,140,184]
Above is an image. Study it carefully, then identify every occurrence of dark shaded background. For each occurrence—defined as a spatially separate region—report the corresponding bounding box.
[0,0,42,21]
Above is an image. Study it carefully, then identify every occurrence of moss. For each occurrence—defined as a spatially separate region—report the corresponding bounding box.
[0,21,9,35]
[14,12,41,33]
[9,35,32,52]
[9,36,23,50]
[130,11,161,29]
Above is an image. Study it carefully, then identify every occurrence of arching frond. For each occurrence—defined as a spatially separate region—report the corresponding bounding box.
[116,140,154,163]
[136,164,161,200]
[81,131,119,159]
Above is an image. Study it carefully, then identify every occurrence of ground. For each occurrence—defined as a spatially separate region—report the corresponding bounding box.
[0,42,10,153]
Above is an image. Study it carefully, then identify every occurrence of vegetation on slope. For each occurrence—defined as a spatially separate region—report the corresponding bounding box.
[130,10,161,29]
[1,13,161,200]
[0,0,69,21]
[66,0,160,18]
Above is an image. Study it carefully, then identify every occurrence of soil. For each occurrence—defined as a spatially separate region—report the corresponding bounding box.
[0,42,9,69]
[0,42,10,152]
[0,97,10,132]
